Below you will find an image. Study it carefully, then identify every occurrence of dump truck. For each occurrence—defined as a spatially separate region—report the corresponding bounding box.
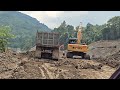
[66,22,90,59]
[35,31,60,60]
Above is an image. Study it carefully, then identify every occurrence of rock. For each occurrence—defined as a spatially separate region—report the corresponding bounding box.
[11,57,18,63]
[99,64,103,67]
[75,66,79,69]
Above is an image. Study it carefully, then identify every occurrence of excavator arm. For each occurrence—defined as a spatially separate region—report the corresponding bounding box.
[77,22,82,44]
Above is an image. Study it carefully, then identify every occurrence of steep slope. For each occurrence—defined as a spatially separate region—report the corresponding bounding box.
[0,11,52,50]
[0,11,51,32]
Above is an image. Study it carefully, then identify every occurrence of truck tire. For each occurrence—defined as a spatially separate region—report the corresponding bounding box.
[35,48,41,59]
[52,48,59,60]
[41,53,52,59]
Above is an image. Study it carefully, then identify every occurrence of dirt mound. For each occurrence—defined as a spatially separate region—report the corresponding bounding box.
[87,39,120,68]
[88,40,120,59]
[96,51,120,68]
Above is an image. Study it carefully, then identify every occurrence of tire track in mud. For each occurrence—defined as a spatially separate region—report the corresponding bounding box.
[40,65,50,79]
[41,63,54,79]
[39,67,46,79]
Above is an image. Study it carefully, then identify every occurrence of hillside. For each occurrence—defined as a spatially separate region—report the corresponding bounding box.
[0,11,51,32]
[0,11,51,50]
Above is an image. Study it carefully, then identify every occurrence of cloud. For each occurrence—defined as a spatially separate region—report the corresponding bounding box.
[20,11,88,29]
[19,11,120,29]
[45,11,64,18]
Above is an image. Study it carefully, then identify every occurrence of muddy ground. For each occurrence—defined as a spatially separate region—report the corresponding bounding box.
[0,40,120,79]
[0,50,116,79]
[88,40,120,68]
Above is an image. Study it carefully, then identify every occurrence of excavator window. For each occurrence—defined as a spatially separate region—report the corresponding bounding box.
[68,39,77,44]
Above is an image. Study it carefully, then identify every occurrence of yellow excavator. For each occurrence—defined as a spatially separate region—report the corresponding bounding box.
[66,22,90,59]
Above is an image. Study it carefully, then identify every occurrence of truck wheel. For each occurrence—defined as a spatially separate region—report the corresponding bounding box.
[52,48,59,60]
[35,48,41,59]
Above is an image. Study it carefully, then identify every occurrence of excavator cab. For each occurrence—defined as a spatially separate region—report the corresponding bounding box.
[68,38,77,44]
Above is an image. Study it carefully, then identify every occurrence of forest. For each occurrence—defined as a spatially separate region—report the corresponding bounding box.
[53,16,120,48]
[0,11,120,52]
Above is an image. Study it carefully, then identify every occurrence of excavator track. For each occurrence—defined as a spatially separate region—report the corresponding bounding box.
[66,51,90,60]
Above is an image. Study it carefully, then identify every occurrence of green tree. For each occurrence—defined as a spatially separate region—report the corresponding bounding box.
[101,16,120,40]
[52,21,75,49]
[60,21,66,28]
[81,23,104,44]
[67,25,74,38]
[0,26,15,52]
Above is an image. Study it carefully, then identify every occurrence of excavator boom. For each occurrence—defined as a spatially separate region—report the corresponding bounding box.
[77,22,82,44]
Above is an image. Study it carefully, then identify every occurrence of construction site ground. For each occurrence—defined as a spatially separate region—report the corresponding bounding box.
[0,39,120,79]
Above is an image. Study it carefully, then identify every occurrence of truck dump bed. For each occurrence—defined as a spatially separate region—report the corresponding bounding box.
[36,32,60,47]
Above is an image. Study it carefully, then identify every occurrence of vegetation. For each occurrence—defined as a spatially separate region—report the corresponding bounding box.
[0,11,120,51]
[82,16,120,44]
[53,16,120,48]
[0,11,51,51]
[102,16,120,40]
[0,26,15,52]
[52,21,75,49]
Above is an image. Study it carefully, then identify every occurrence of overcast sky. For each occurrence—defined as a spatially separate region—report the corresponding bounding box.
[20,11,120,29]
